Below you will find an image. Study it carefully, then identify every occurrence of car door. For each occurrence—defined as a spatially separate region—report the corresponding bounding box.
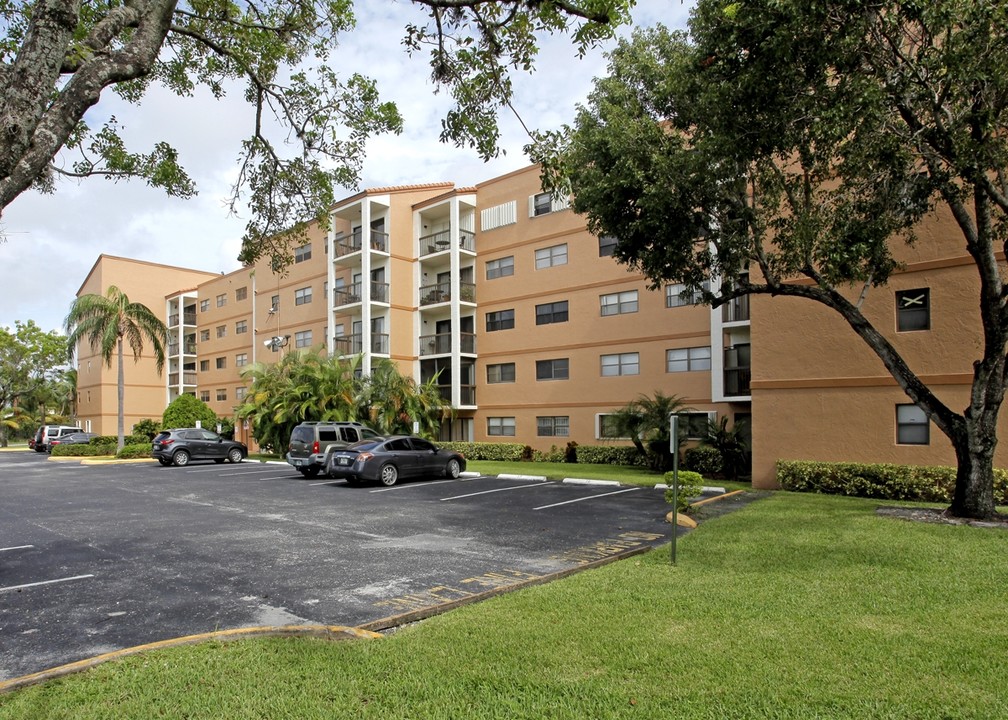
[384,438,417,477]
[408,437,440,477]
[200,429,226,459]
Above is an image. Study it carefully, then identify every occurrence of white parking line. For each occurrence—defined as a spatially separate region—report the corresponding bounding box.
[440,483,550,501]
[0,545,34,552]
[217,469,288,476]
[310,480,343,486]
[371,478,460,493]
[534,487,639,511]
[0,574,94,593]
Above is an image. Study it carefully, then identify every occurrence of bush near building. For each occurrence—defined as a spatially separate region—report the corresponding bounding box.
[778,460,1008,505]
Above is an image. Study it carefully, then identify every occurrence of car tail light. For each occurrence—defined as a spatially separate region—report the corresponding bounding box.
[357,452,373,462]
[159,439,174,447]
[312,441,320,454]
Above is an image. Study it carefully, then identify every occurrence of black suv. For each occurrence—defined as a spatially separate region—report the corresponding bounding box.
[151,428,248,467]
[286,421,381,477]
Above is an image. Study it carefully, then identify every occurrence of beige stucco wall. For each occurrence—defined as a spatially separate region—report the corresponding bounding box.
[750,207,1008,487]
[74,255,219,436]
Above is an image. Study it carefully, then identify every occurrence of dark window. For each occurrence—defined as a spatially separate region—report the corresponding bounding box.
[486,309,515,332]
[487,363,516,383]
[536,301,569,325]
[536,358,569,381]
[599,235,618,257]
[896,289,930,331]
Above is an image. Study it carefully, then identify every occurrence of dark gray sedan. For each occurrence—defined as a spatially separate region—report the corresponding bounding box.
[325,436,466,487]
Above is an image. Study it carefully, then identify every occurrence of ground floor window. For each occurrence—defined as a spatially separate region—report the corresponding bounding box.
[488,417,515,437]
[896,404,929,445]
[537,416,570,437]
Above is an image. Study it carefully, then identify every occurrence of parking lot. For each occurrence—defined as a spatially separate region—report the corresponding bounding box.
[0,451,676,681]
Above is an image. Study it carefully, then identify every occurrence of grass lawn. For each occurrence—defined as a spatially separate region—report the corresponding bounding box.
[3,492,1004,719]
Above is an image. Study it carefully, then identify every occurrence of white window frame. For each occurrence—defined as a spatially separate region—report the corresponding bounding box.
[601,352,639,377]
[666,346,712,373]
[295,286,313,306]
[488,417,516,437]
[535,243,568,270]
[896,404,930,445]
[600,290,638,316]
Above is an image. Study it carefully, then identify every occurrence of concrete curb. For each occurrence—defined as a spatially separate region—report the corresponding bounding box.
[665,489,749,528]
[0,625,380,694]
[496,473,547,482]
[562,478,620,486]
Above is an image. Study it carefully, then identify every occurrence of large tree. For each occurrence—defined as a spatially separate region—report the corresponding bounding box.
[536,3,1008,519]
[0,0,629,269]
[64,285,167,450]
[0,320,67,446]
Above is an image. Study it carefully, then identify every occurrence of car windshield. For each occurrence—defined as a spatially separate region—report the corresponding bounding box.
[153,432,170,442]
[290,426,314,443]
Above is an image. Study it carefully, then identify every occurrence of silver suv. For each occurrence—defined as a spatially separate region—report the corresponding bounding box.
[286,421,381,477]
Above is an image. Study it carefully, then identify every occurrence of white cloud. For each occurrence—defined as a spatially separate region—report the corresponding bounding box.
[0,0,690,333]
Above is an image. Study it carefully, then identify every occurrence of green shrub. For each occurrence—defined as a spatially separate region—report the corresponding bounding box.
[51,442,115,457]
[683,445,723,476]
[663,470,705,512]
[132,418,161,440]
[439,442,527,461]
[163,393,218,431]
[575,445,649,467]
[116,443,152,460]
[777,460,1008,505]
[533,445,565,462]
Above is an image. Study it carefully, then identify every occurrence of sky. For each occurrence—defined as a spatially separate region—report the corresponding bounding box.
[0,0,692,334]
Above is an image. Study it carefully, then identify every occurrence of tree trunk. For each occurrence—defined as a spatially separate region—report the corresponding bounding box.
[117,337,125,452]
[950,409,999,520]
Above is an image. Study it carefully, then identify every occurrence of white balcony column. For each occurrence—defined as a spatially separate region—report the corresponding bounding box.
[360,200,373,375]
[449,198,461,407]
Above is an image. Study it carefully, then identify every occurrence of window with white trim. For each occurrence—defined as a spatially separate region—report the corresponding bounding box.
[601,352,639,376]
[216,388,227,401]
[235,353,248,367]
[295,286,312,305]
[666,346,712,372]
[295,330,312,348]
[600,290,638,316]
[488,417,516,437]
[216,325,226,339]
[486,309,515,332]
[235,320,247,335]
[486,256,515,279]
[535,244,567,269]
[536,301,569,325]
[216,357,226,370]
[896,404,929,445]
[294,243,312,263]
[665,282,709,308]
[216,293,226,307]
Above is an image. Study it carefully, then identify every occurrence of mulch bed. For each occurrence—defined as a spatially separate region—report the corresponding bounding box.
[876,506,1008,530]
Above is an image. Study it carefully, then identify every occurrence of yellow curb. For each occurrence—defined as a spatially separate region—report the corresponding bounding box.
[691,489,747,508]
[80,457,156,465]
[0,625,381,694]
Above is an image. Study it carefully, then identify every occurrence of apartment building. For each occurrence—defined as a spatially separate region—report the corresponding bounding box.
[74,164,1001,489]
[75,256,220,435]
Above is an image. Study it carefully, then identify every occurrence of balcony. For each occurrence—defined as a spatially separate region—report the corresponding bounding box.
[724,366,751,396]
[333,281,389,308]
[167,342,197,356]
[419,282,476,306]
[332,333,390,356]
[420,333,476,356]
[168,312,197,328]
[433,384,476,405]
[721,294,750,323]
[168,372,198,386]
[333,228,389,257]
[419,229,475,256]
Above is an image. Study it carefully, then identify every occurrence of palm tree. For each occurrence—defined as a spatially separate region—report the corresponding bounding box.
[64,286,167,451]
[608,391,692,472]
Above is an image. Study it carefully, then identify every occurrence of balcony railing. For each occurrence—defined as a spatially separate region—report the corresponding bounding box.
[371,281,389,303]
[721,295,750,323]
[724,366,751,396]
[433,385,476,405]
[419,228,475,256]
[332,333,389,356]
[419,281,476,306]
[167,342,197,356]
[419,332,476,356]
[333,284,362,307]
[333,228,389,257]
[168,312,197,328]
[168,372,198,387]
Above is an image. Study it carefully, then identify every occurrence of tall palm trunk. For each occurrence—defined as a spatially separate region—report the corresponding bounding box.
[117,336,125,451]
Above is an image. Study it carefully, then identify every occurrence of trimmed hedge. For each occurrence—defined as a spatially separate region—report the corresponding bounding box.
[51,442,116,457]
[116,443,153,459]
[439,441,650,466]
[777,460,1008,505]
[664,470,705,512]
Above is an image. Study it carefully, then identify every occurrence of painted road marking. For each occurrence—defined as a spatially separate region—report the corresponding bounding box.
[440,483,549,501]
[1,574,95,593]
[370,479,459,493]
[550,531,665,565]
[374,569,543,612]
[533,487,640,510]
[1,545,35,553]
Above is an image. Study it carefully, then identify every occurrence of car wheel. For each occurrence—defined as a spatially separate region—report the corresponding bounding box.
[158,458,171,466]
[172,449,191,467]
[299,466,320,478]
[227,448,243,464]
[445,458,461,479]
[378,463,398,487]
